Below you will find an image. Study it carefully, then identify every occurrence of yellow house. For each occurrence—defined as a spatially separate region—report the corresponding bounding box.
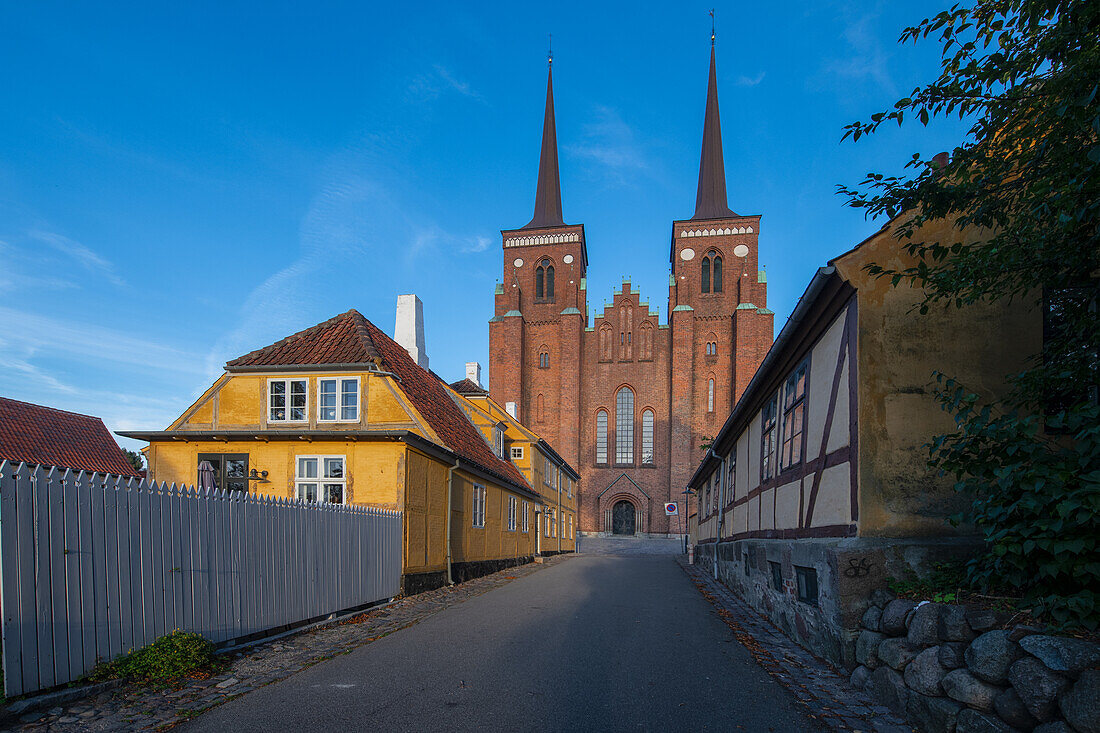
[120,309,544,594]
[448,378,579,555]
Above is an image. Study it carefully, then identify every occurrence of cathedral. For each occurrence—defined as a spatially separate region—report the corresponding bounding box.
[488,41,774,537]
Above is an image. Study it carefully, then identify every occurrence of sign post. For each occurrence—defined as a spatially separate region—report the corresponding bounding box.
[664,502,682,553]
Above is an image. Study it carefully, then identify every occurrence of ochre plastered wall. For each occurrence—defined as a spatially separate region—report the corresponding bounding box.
[834,219,1041,537]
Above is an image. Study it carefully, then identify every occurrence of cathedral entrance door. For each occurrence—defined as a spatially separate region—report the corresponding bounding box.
[611,500,636,536]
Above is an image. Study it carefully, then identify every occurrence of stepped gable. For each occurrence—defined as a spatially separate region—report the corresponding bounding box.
[225,310,528,491]
[0,396,140,476]
[225,310,382,368]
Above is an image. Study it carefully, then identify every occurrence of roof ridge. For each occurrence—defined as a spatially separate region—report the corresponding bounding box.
[0,395,102,421]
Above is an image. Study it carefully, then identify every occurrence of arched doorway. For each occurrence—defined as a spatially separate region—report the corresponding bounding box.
[612,500,636,535]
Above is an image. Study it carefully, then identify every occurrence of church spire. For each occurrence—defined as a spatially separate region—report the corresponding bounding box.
[691,37,736,220]
[523,57,564,229]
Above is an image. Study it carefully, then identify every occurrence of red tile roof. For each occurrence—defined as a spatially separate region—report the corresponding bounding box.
[226,310,530,492]
[449,378,488,395]
[0,397,141,477]
[226,311,381,368]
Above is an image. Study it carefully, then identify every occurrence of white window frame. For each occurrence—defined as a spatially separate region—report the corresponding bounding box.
[493,427,505,458]
[472,484,486,528]
[268,378,308,423]
[522,501,529,532]
[596,410,609,464]
[544,505,551,536]
[511,446,524,460]
[295,454,346,504]
[507,496,517,531]
[317,376,360,422]
[568,514,573,539]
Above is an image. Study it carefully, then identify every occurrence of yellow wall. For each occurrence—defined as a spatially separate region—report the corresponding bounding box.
[449,471,535,564]
[834,218,1041,537]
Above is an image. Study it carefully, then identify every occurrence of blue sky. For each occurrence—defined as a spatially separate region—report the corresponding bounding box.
[0,1,968,450]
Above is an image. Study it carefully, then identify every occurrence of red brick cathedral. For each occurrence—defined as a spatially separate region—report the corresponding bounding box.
[489,43,773,537]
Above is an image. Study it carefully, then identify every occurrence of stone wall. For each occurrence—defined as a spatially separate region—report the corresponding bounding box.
[852,598,1099,732]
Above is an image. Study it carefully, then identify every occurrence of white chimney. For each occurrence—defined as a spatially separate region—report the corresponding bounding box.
[395,294,428,369]
[465,362,482,387]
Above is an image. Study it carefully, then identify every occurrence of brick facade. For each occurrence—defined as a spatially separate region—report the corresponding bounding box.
[487,48,775,536]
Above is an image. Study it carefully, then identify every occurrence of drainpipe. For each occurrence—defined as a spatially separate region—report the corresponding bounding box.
[557,467,562,554]
[445,458,458,585]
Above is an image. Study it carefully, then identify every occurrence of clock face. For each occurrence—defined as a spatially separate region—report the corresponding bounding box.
[513,258,524,267]
[733,244,750,258]
[680,248,696,261]
[563,254,574,264]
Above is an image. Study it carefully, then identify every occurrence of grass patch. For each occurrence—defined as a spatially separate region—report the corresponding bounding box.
[89,631,224,686]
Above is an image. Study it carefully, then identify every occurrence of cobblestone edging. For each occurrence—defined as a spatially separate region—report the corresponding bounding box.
[679,558,915,733]
[3,556,571,732]
[853,597,1100,733]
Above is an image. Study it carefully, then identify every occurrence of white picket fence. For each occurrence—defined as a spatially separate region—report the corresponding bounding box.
[0,461,402,697]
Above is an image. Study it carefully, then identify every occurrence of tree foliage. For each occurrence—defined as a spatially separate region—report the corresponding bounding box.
[840,1,1099,628]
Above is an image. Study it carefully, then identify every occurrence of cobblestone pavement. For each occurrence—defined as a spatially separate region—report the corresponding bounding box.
[680,558,915,733]
[3,556,570,733]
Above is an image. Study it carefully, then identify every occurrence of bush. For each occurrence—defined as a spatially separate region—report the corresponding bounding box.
[90,630,219,685]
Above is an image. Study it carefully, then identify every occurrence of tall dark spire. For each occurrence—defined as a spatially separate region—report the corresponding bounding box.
[691,41,736,220]
[523,60,564,229]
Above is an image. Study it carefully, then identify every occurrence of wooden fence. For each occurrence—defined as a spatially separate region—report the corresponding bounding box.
[0,461,402,697]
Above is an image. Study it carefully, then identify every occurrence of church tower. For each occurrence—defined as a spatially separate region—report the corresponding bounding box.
[489,37,773,538]
[667,37,774,501]
[489,57,588,468]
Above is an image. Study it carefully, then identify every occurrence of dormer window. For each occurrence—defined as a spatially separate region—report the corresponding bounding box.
[269,378,307,422]
[318,377,359,421]
[494,426,505,458]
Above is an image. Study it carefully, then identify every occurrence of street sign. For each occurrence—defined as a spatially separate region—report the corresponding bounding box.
[664,502,678,516]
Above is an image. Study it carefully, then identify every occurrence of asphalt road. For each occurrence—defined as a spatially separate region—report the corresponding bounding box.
[182,555,822,732]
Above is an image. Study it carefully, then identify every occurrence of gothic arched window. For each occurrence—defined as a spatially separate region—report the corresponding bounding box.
[537,393,545,422]
[712,254,723,292]
[701,256,711,293]
[641,409,654,464]
[616,387,634,464]
[535,265,545,299]
[539,348,550,368]
[545,263,555,298]
[599,323,613,362]
[708,378,715,413]
[596,410,609,464]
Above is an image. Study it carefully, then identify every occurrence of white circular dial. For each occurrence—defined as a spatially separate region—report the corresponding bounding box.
[563,254,574,264]
[680,248,696,261]
[513,258,524,267]
[733,244,750,258]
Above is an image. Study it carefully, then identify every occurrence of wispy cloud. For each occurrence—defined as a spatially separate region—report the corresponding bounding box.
[819,8,897,96]
[0,239,79,293]
[566,106,650,186]
[735,72,766,87]
[408,64,485,104]
[27,230,125,286]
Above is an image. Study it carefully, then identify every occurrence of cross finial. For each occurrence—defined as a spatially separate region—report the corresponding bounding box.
[548,33,553,66]
[710,9,716,45]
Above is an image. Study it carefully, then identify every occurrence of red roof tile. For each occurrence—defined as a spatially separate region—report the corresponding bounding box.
[226,310,530,492]
[449,378,488,395]
[0,397,141,476]
[226,310,381,368]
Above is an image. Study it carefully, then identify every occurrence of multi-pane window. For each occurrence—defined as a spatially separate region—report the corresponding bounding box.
[472,485,486,528]
[596,410,609,464]
[641,409,654,464]
[511,446,524,460]
[726,452,736,504]
[296,456,345,504]
[535,261,555,300]
[708,378,715,413]
[197,453,248,493]
[544,506,551,536]
[521,501,529,532]
[761,395,779,481]
[269,379,307,422]
[550,508,557,537]
[318,377,359,421]
[539,351,550,368]
[494,427,505,458]
[616,387,634,464]
[781,361,808,469]
[507,496,517,531]
[568,514,573,539]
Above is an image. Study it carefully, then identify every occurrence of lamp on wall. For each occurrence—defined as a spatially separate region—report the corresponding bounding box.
[248,469,269,482]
